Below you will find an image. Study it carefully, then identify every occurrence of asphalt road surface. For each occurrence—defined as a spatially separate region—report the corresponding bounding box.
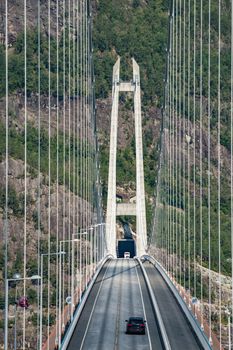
[144,261,203,350]
[67,259,164,350]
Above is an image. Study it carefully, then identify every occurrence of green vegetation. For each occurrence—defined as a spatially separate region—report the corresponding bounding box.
[0,0,168,234]
[0,28,83,97]
[153,0,232,280]
[0,121,95,199]
[156,162,231,276]
[173,1,231,151]
[0,186,24,217]
[93,0,169,231]
[0,0,230,281]
[27,288,38,304]
[93,0,169,105]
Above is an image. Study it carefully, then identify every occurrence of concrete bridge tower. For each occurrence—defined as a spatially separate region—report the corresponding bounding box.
[106,58,147,257]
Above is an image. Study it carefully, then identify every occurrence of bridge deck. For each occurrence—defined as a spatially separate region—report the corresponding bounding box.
[144,261,203,350]
[67,259,164,350]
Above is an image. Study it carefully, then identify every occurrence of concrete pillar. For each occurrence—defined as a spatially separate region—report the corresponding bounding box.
[106,58,120,255]
[133,58,147,256]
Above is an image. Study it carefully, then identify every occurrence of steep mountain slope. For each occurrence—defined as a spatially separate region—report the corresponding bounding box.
[0,0,231,346]
[93,0,169,229]
[0,2,97,347]
[93,0,231,273]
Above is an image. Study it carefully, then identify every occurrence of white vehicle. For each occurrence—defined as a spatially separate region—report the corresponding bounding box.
[124,252,130,259]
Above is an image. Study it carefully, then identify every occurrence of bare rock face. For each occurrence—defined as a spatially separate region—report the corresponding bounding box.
[96,97,161,150]
[0,157,94,260]
[0,94,93,141]
[176,116,230,174]
[0,154,96,345]
[1,0,68,44]
[116,223,124,240]
[116,185,136,201]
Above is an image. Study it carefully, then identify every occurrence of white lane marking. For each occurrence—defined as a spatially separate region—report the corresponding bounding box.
[134,260,153,350]
[80,260,114,350]
[114,259,123,350]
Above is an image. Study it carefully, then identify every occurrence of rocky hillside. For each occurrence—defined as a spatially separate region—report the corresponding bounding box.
[0,1,97,346]
[0,0,67,44]
[0,0,231,346]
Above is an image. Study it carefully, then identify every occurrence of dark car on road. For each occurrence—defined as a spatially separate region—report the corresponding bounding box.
[125,317,146,335]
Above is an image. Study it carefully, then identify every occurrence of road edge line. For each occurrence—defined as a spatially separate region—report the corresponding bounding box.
[143,255,212,350]
[134,259,153,350]
[60,255,113,350]
[136,257,171,350]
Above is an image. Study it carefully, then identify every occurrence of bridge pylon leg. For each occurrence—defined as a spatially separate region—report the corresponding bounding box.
[133,58,147,256]
[106,58,120,256]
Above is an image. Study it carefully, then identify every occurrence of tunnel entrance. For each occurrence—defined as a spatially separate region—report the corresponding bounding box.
[117,223,136,258]
[117,239,136,258]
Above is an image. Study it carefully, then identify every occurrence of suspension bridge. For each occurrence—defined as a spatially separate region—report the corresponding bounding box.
[1,0,233,349]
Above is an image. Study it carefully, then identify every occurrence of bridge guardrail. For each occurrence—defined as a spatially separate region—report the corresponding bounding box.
[135,257,171,350]
[60,254,113,350]
[142,255,212,350]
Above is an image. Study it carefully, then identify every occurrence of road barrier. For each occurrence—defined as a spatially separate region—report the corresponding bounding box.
[142,255,213,350]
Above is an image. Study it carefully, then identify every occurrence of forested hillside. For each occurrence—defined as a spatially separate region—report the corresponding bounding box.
[0,0,231,274]
[0,0,231,347]
[93,0,232,278]
[93,0,169,229]
[93,0,168,104]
